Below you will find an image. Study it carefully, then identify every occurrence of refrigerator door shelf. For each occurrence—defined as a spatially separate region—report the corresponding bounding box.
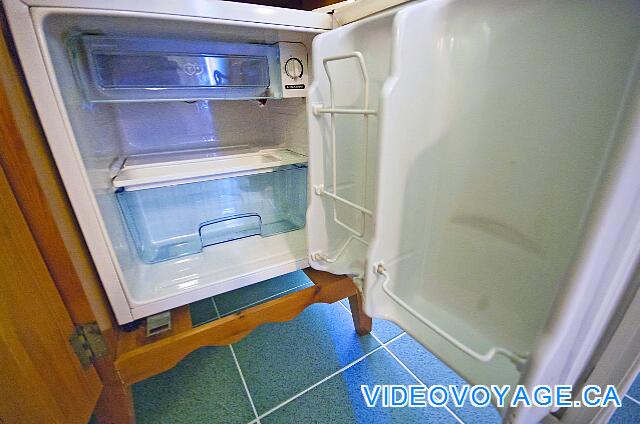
[117,164,307,264]
[113,148,308,191]
[306,8,396,278]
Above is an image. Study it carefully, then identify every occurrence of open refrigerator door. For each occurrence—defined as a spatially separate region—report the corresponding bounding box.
[306,1,640,421]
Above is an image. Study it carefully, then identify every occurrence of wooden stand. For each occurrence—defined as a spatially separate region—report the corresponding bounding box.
[107,268,370,423]
[115,268,367,386]
[348,291,373,336]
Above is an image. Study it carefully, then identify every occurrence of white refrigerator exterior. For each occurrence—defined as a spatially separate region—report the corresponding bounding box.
[5,0,640,422]
[307,0,640,422]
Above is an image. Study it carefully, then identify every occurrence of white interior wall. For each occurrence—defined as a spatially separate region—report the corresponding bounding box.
[111,98,309,157]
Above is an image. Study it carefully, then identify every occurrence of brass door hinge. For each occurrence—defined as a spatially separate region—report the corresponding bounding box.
[69,322,107,368]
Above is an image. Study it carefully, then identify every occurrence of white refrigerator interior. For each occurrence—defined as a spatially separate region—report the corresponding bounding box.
[16,6,329,322]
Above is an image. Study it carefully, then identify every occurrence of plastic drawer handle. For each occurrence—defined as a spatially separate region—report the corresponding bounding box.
[198,213,262,247]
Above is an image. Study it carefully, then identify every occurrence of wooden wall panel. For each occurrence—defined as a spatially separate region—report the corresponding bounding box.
[1,14,136,424]
[0,164,102,424]
[0,13,114,332]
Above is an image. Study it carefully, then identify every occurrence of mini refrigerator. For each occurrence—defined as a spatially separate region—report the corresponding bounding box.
[4,0,640,422]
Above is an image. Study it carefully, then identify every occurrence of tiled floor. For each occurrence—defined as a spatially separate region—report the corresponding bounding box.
[131,270,638,424]
[133,271,502,423]
[611,375,640,423]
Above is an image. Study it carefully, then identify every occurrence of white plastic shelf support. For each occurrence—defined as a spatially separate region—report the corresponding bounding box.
[313,52,377,241]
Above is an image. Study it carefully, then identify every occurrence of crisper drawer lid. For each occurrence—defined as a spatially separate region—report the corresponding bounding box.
[69,35,283,102]
[113,148,308,191]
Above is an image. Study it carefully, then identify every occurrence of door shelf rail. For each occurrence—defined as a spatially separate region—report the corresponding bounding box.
[311,234,368,264]
[314,184,373,216]
[312,105,377,116]
[313,51,376,245]
[373,262,529,369]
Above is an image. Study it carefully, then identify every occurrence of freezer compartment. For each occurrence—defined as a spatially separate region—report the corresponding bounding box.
[70,35,283,102]
[117,165,307,263]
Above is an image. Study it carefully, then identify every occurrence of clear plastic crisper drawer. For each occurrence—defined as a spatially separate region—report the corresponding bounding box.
[117,165,307,263]
[69,35,283,102]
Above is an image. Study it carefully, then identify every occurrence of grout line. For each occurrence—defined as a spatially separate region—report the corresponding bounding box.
[371,331,465,424]
[337,298,350,310]
[336,299,406,345]
[337,299,464,423]
[336,299,386,341]
[212,298,261,424]
[211,297,221,319]
[230,344,261,424]
[626,394,640,407]
[337,298,352,312]
[246,332,407,424]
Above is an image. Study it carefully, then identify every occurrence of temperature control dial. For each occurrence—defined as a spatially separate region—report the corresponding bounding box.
[284,57,304,80]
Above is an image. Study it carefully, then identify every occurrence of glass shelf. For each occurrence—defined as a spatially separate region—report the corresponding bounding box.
[113,147,308,191]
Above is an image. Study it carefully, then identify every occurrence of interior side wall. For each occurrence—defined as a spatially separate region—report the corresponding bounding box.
[110,98,308,157]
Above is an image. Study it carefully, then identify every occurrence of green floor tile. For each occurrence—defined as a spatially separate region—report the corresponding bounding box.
[262,348,459,423]
[232,301,382,415]
[190,271,314,327]
[387,335,502,423]
[610,397,640,424]
[189,297,217,327]
[133,346,255,424]
[626,371,640,401]
[215,270,313,316]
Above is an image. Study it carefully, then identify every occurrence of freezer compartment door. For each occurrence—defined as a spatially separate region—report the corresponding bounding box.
[308,0,640,422]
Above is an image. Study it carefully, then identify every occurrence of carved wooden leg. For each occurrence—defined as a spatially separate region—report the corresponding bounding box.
[348,292,372,336]
[93,329,136,424]
[93,374,135,424]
